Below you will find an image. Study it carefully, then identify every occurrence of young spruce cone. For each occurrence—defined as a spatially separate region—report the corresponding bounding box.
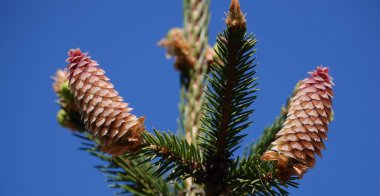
[66,48,145,155]
[261,66,334,180]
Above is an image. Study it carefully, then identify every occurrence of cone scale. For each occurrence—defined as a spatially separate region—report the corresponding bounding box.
[66,48,145,155]
[261,66,334,180]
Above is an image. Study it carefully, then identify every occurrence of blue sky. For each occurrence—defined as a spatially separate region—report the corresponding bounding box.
[0,0,379,195]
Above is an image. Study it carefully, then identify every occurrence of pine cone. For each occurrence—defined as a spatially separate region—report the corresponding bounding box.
[66,48,145,155]
[261,66,334,180]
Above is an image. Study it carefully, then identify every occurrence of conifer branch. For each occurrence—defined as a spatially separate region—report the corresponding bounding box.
[129,130,205,182]
[199,0,258,194]
[158,0,212,149]
[229,156,298,195]
[52,0,335,195]
[183,0,212,143]
[169,0,212,190]
[74,132,180,196]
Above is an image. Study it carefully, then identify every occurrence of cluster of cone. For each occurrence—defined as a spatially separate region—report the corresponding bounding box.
[65,48,145,155]
[261,66,334,180]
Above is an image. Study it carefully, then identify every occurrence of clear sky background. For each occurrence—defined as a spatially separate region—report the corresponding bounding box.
[0,0,379,195]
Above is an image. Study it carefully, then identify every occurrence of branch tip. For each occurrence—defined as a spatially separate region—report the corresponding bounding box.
[226,0,246,29]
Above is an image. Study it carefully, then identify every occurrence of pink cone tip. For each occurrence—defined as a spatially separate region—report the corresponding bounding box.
[308,66,332,83]
[66,48,89,64]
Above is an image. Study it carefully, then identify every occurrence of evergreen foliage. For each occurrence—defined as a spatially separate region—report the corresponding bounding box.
[129,130,204,182]
[52,0,334,195]
[230,156,298,195]
[74,132,181,196]
[198,2,258,193]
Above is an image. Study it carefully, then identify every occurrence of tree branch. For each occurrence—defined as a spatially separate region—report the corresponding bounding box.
[200,0,258,194]
[128,130,205,182]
